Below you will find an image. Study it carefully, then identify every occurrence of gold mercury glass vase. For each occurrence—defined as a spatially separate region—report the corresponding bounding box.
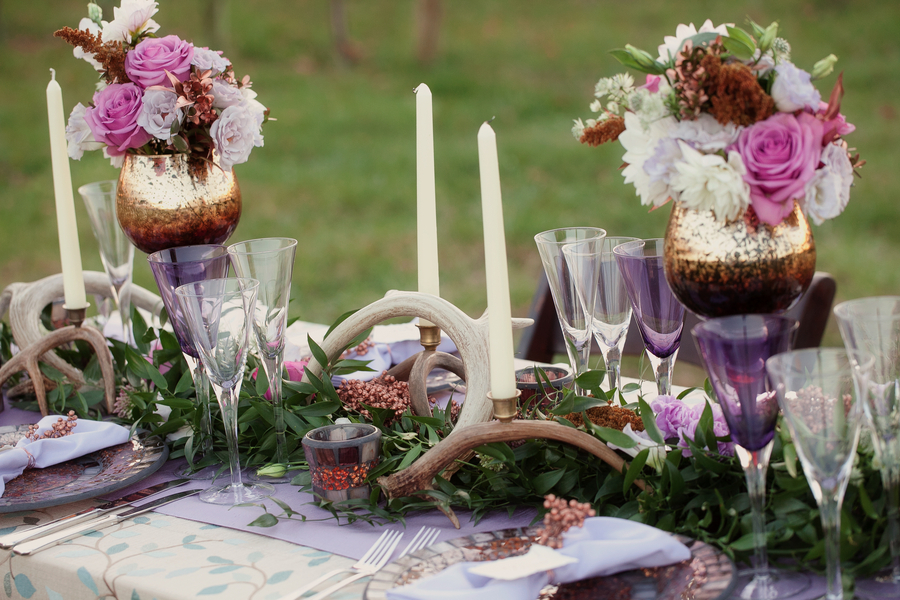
[663,200,816,318]
[116,153,242,255]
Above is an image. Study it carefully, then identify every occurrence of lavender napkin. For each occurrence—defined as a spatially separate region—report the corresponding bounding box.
[386,518,691,600]
[0,416,131,497]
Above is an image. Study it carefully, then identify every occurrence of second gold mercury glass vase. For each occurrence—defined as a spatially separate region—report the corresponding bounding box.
[663,201,816,318]
[116,154,242,255]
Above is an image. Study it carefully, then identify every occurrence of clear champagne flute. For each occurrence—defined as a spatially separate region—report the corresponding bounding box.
[78,180,134,344]
[148,245,230,479]
[767,348,870,600]
[227,238,298,483]
[693,314,810,600]
[613,239,684,396]
[534,228,606,393]
[834,296,900,598]
[564,236,636,395]
[175,277,275,504]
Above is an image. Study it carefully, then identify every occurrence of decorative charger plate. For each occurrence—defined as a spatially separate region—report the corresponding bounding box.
[365,526,737,600]
[0,425,169,513]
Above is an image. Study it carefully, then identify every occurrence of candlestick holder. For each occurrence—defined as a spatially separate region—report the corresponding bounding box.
[302,290,647,527]
[0,271,162,415]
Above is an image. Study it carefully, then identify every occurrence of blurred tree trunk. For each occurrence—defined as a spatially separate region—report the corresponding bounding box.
[415,0,442,65]
[204,0,230,49]
[330,0,362,65]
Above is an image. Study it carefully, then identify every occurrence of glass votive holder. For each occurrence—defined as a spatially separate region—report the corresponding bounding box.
[302,423,381,502]
[515,365,574,408]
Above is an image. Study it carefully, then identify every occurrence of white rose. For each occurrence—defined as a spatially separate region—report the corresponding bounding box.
[620,111,678,208]
[771,62,821,113]
[211,80,243,109]
[670,141,750,223]
[102,0,159,43]
[65,103,104,160]
[192,47,230,75]
[803,142,853,225]
[136,89,183,141]
[73,18,103,71]
[210,105,264,171]
[239,87,268,126]
[673,114,742,152]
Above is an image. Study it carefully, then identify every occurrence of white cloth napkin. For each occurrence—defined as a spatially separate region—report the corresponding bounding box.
[0,416,131,497]
[385,517,691,600]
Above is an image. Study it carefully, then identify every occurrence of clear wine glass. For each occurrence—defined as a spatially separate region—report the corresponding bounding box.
[148,245,230,480]
[834,296,900,599]
[564,236,636,395]
[692,314,810,600]
[78,180,134,344]
[227,238,298,483]
[534,228,606,393]
[767,348,870,600]
[613,239,684,396]
[175,277,275,505]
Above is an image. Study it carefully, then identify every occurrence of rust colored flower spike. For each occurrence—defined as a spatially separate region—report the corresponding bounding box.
[337,372,412,425]
[536,493,596,549]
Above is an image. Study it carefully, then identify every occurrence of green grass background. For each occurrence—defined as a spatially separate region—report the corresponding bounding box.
[1,0,898,350]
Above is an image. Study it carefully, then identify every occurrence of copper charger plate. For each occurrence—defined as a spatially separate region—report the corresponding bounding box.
[0,425,169,513]
[365,526,736,600]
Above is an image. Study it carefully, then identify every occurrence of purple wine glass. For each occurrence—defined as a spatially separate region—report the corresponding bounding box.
[148,245,230,480]
[693,314,809,600]
[613,239,684,396]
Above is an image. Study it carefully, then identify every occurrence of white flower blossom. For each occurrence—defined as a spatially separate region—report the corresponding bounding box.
[65,102,104,160]
[670,141,750,222]
[803,142,853,225]
[771,62,821,113]
[657,19,730,63]
[673,114,742,152]
[191,47,230,75]
[627,88,670,129]
[136,88,183,141]
[607,423,668,472]
[239,87,267,126]
[211,80,244,109]
[210,104,264,171]
[619,111,678,208]
[589,99,603,113]
[571,118,586,140]
[103,147,125,168]
[594,73,634,102]
[73,18,103,71]
[101,0,159,43]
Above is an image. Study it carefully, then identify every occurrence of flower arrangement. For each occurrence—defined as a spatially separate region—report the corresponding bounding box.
[573,19,863,226]
[56,0,268,172]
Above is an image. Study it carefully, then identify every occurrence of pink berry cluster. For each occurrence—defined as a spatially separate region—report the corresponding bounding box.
[536,494,596,549]
[25,411,78,441]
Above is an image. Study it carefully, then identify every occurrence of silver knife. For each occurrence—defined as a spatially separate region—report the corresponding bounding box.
[13,488,201,555]
[0,478,190,549]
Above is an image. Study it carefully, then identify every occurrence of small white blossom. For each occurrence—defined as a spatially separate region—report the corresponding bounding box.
[594,73,634,102]
[771,62,821,113]
[102,0,159,43]
[627,89,670,129]
[619,111,678,208]
[606,101,619,115]
[191,47,230,75]
[589,99,603,113]
[571,118,586,140]
[73,18,103,71]
[670,141,750,222]
[803,142,853,225]
[137,88,183,141]
[607,423,668,472]
[657,19,730,63]
[65,102,104,160]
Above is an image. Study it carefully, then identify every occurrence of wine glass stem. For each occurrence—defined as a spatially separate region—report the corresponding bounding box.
[819,493,844,600]
[262,354,287,465]
[214,384,243,489]
[185,355,213,456]
[737,444,773,581]
[655,354,674,397]
[603,345,621,395]
[111,279,133,345]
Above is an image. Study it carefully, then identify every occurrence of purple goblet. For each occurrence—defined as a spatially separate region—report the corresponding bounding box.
[148,245,230,480]
[693,315,808,600]
[613,239,684,396]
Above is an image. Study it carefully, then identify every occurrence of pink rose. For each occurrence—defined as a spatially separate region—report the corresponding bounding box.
[732,112,823,225]
[124,35,194,89]
[252,359,309,401]
[84,83,152,156]
[817,101,855,145]
[639,74,661,94]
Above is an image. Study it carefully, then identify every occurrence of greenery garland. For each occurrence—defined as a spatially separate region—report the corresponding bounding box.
[1,309,891,591]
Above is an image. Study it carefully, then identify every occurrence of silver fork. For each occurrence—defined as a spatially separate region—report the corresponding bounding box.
[305,526,441,600]
[277,529,402,600]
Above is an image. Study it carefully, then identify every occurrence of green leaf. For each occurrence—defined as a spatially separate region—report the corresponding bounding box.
[783,442,799,478]
[623,448,649,493]
[475,442,515,464]
[721,36,755,61]
[622,383,641,394]
[156,397,194,410]
[588,424,637,449]
[609,48,645,72]
[638,398,664,444]
[533,470,566,495]
[254,368,269,396]
[406,415,444,428]
[173,369,194,395]
[296,400,340,417]
[248,513,278,528]
[308,336,330,375]
[396,444,423,471]
[725,26,757,53]
[574,369,605,393]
